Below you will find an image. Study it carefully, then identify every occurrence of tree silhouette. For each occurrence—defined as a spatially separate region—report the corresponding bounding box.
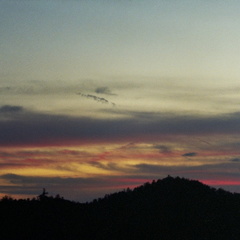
[38,188,49,201]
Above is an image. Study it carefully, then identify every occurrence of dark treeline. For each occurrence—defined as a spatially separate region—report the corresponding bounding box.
[1,176,240,240]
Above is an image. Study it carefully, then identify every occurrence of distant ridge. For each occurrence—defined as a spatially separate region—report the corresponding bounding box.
[1,176,240,240]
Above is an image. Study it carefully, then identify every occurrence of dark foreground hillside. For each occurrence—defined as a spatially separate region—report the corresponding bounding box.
[1,176,240,240]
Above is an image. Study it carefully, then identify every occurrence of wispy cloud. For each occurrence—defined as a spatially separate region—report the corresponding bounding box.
[77,92,116,106]
[182,152,197,157]
[95,87,116,96]
[77,92,108,103]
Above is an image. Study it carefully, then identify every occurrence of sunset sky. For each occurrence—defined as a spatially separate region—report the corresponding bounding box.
[1,0,240,202]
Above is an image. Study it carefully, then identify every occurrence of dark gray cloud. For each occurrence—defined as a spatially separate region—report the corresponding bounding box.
[77,92,108,103]
[154,145,172,153]
[230,158,240,162]
[0,105,23,113]
[77,92,115,106]
[2,106,240,145]
[95,87,116,96]
[182,152,197,157]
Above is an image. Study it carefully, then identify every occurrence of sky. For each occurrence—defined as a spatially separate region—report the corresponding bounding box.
[1,0,240,202]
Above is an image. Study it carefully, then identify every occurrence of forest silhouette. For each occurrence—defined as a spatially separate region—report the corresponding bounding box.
[1,176,240,240]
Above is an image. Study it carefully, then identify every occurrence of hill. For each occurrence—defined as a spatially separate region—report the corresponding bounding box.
[1,176,240,240]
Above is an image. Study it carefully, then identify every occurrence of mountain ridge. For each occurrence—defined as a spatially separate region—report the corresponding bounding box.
[1,176,240,240]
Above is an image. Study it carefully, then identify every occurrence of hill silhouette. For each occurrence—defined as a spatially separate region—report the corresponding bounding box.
[1,176,240,240]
